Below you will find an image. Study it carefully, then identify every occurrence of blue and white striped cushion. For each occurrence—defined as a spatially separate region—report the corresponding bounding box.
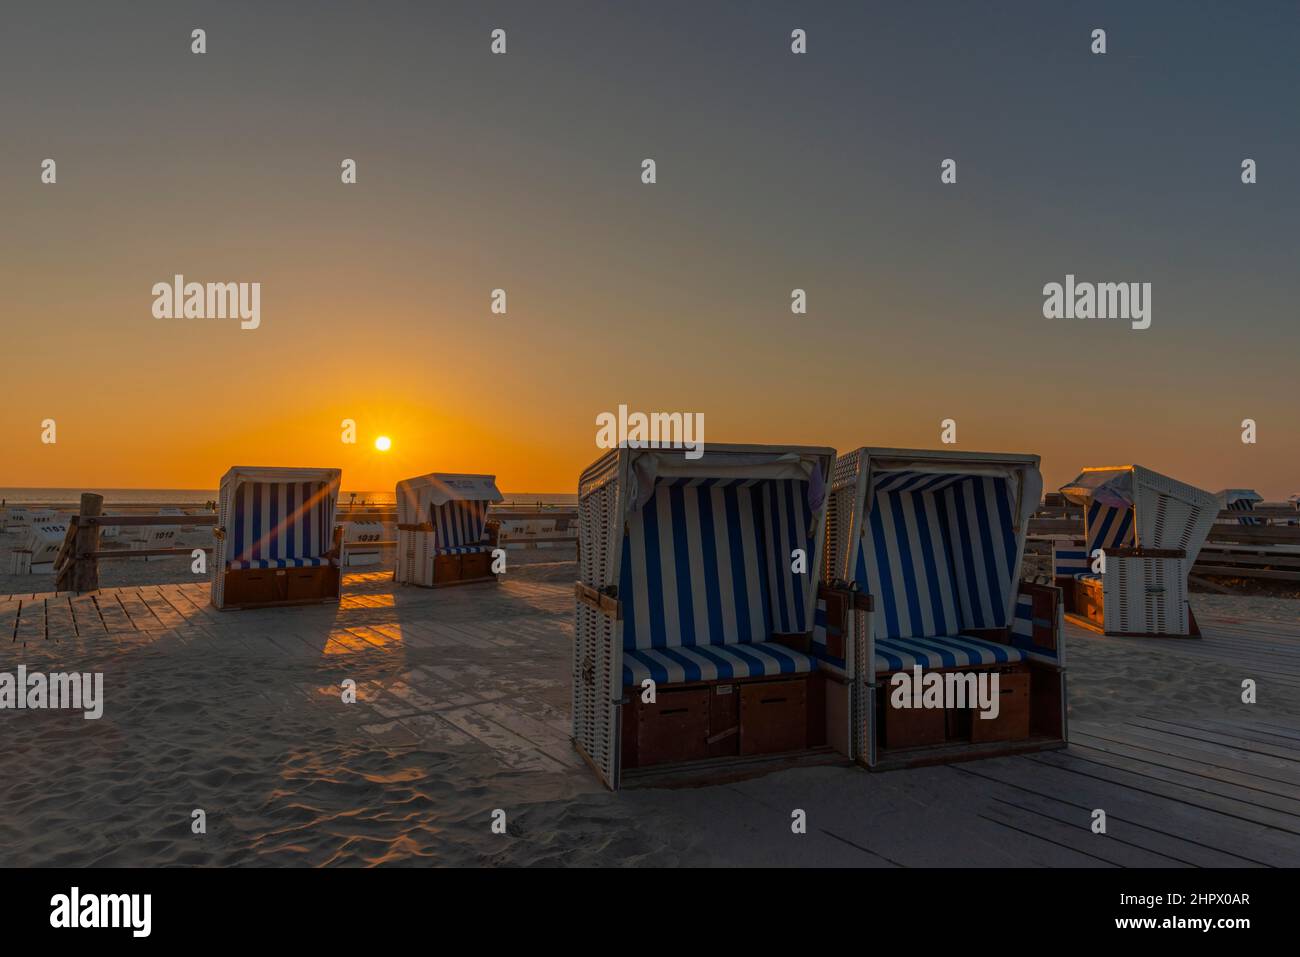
[855,473,1018,639]
[228,481,334,569]
[434,544,491,556]
[1227,499,1263,526]
[873,634,1025,674]
[429,499,491,550]
[623,641,815,686]
[228,556,337,570]
[618,477,817,652]
[1053,547,1089,577]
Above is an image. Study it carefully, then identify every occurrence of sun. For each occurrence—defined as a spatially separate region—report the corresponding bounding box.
[374,435,392,452]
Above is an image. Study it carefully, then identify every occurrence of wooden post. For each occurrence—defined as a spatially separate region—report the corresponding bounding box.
[66,493,103,593]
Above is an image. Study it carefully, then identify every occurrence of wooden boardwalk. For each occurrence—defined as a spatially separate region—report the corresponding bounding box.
[2,570,1297,866]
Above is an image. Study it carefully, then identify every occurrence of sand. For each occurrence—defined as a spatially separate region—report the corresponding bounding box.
[2,534,1297,867]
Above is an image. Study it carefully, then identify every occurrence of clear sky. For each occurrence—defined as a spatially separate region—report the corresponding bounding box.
[1,1,1296,496]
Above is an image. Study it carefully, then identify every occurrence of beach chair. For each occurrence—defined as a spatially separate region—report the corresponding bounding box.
[823,448,1065,767]
[9,521,69,574]
[574,443,854,789]
[341,521,384,566]
[211,467,343,609]
[3,506,31,533]
[1053,465,1218,636]
[1216,489,1264,526]
[395,473,502,586]
[130,526,179,561]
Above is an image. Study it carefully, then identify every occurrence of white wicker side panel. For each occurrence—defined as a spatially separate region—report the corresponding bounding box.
[572,602,621,788]
[211,482,231,608]
[1106,556,1189,634]
[851,604,873,766]
[828,452,863,582]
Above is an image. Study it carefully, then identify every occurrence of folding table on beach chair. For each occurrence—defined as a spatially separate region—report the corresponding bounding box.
[211,467,343,609]
[1054,465,1218,637]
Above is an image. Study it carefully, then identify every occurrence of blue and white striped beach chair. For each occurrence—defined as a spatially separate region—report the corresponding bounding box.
[1215,488,1264,526]
[211,467,343,609]
[824,448,1066,767]
[395,473,503,586]
[573,444,839,788]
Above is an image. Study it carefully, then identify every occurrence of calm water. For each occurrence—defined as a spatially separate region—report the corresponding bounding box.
[0,488,576,507]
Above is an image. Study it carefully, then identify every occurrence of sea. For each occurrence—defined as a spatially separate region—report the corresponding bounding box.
[0,488,577,507]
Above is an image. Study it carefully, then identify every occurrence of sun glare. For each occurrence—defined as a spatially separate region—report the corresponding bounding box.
[374,436,392,452]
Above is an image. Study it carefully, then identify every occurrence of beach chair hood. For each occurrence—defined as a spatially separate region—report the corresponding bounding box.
[396,473,503,518]
[626,449,826,515]
[1060,465,1218,562]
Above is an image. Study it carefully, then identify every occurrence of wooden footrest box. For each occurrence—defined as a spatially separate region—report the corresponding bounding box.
[970,671,1031,743]
[739,679,808,756]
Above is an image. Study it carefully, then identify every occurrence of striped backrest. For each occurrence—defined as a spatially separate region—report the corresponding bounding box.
[1085,501,1135,554]
[618,477,816,651]
[853,472,1019,639]
[429,499,491,550]
[229,481,334,566]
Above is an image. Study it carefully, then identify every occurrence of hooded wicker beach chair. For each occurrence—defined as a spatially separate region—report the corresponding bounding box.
[395,473,503,586]
[211,467,343,609]
[1053,465,1217,636]
[8,520,68,574]
[823,448,1065,767]
[574,443,855,789]
[1215,489,1264,526]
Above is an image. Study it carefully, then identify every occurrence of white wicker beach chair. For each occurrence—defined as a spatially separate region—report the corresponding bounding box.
[824,448,1065,768]
[211,467,343,609]
[1054,465,1218,636]
[341,520,385,566]
[395,473,502,586]
[573,443,842,789]
[9,521,69,574]
[3,506,31,533]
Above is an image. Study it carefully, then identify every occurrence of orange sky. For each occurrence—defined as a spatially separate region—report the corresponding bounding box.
[2,4,1296,498]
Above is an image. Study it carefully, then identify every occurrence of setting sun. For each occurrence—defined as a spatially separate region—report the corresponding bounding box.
[374,436,392,452]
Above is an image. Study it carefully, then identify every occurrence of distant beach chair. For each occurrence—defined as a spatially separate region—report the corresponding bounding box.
[159,506,196,532]
[1054,465,1218,636]
[823,447,1065,767]
[130,526,179,561]
[341,521,384,566]
[395,473,502,586]
[574,443,842,789]
[9,521,69,574]
[1215,488,1264,526]
[211,467,343,609]
[2,506,30,533]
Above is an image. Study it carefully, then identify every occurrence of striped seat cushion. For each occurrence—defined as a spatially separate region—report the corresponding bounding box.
[873,634,1025,674]
[623,641,815,687]
[229,556,338,570]
[434,544,491,556]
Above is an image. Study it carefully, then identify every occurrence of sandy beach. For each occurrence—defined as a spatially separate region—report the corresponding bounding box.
[3,533,1297,867]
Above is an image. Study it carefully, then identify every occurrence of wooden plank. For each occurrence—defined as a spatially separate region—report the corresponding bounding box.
[44,597,78,642]
[954,757,1296,866]
[93,593,136,634]
[1130,716,1300,764]
[1073,721,1300,787]
[14,599,45,645]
